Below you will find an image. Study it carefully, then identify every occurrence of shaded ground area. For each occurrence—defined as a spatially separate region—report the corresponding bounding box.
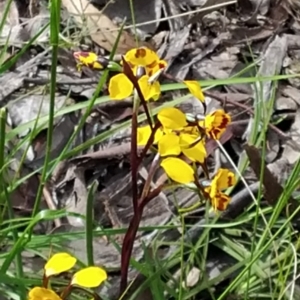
[1,0,300,299]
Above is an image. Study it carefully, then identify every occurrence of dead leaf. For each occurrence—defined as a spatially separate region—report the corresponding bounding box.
[0,0,19,26]
[0,0,24,46]
[161,0,185,30]
[226,26,275,45]
[244,144,294,207]
[9,171,40,211]
[286,33,300,49]
[0,50,48,103]
[275,96,297,111]
[269,0,289,24]
[29,113,79,168]
[265,129,280,163]
[209,91,252,103]
[62,0,142,54]
[187,0,237,24]
[227,62,254,94]
[7,94,67,136]
[244,35,287,141]
[284,58,300,88]
[249,0,271,15]
[92,0,162,37]
[281,0,300,20]
[24,6,50,43]
[183,267,201,288]
[191,42,238,80]
[282,108,300,164]
[50,224,123,269]
[65,167,89,227]
[281,85,300,106]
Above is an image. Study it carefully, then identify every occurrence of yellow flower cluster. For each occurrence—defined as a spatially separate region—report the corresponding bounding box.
[137,108,230,177]
[28,252,107,300]
[137,107,235,210]
[108,48,166,100]
[73,47,236,211]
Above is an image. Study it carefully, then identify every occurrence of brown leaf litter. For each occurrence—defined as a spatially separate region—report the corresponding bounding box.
[3,0,300,298]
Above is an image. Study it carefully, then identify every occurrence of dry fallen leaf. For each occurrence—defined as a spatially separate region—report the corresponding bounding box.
[282,108,300,165]
[244,144,284,206]
[0,0,19,27]
[93,0,162,38]
[0,0,24,46]
[62,0,145,54]
[243,35,287,141]
[248,0,271,15]
[183,267,201,288]
[187,0,237,24]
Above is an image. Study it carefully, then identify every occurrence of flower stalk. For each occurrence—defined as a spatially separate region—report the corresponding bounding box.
[73,47,236,295]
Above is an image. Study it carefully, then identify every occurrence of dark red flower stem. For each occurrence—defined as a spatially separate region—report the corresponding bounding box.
[59,284,72,299]
[121,58,163,294]
[120,186,162,294]
[131,110,138,214]
[137,122,161,166]
[42,273,49,288]
[122,57,154,213]
[122,57,153,129]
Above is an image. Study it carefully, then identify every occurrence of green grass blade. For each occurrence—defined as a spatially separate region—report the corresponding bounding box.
[31,0,61,217]
[86,180,98,266]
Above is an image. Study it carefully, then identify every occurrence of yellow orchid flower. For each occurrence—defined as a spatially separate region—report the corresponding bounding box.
[73,51,106,71]
[108,74,160,100]
[137,125,164,146]
[71,266,107,288]
[124,47,167,76]
[161,157,195,184]
[44,252,76,277]
[158,133,181,157]
[157,107,188,130]
[183,80,205,102]
[108,47,165,100]
[201,110,231,140]
[205,168,236,211]
[179,133,206,163]
[28,287,62,300]
[28,253,108,300]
